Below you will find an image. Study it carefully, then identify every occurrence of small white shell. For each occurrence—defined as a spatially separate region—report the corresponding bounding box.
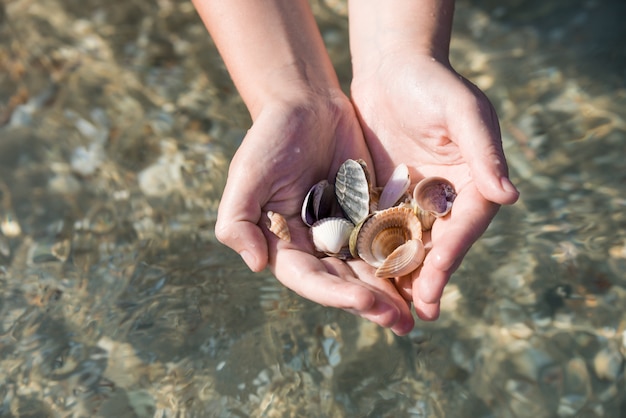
[378,163,410,211]
[311,217,354,255]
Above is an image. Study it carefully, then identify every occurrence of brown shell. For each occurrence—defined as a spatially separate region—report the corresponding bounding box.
[375,239,425,278]
[267,211,291,242]
[355,206,424,277]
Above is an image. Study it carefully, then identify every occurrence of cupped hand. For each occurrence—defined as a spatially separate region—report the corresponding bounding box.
[351,54,520,321]
[215,93,415,335]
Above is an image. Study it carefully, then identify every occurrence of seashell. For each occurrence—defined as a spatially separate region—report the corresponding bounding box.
[334,159,371,225]
[301,180,340,227]
[267,211,291,242]
[412,176,456,230]
[356,206,425,278]
[377,163,411,211]
[348,216,367,259]
[311,217,354,255]
[375,239,425,279]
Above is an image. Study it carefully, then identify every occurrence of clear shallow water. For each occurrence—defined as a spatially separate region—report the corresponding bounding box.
[1,0,625,416]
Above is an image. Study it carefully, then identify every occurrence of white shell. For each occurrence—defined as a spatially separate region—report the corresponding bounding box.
[378,163,411,210]
[311,217,354,255]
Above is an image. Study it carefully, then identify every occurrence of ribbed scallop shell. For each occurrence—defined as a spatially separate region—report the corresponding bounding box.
[356,206,424,278]
[311,217,354,255]
[375,239,425,279]
[267,211,291,242]
[412,177,456,230]
[335,159,371,225]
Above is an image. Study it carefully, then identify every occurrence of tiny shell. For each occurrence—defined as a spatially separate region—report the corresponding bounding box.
[311,217,354,255]
[267,211,291,242]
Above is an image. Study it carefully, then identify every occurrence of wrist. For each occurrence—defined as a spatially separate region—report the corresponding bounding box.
[192,0,342,119]
[251,84,353,135]
[244,62,344,120]
[349,0,454,79]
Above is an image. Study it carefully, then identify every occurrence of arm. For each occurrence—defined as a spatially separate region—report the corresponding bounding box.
[191,0,416,335]
[349,0,455,70]
[191,0,340,118]
[349,1,519,320]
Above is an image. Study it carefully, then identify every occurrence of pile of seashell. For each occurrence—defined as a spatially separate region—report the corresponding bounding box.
[269,159,457,279]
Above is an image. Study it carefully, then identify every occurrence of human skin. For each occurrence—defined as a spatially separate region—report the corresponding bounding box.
[349,0,520,320]
[191,0,519,333]
[191,0,416,335]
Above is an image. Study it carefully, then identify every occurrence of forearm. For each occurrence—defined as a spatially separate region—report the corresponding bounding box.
[349,0,455,75]
[192,0,341,118]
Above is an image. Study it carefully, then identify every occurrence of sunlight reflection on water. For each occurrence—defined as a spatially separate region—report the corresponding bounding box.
[0,0,625,416]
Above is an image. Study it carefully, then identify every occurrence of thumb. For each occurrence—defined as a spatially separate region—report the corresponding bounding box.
[215,162,269,273]
[451,99,520,205]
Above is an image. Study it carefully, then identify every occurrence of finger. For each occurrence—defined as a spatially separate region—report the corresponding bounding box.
[414,298,440,321]
[215,214,268,272]
[393,274,413,302]
[215,159,269,272]
[350,263,415,335]
[271,247,377,311]
[271,242,415,334]
[449,93,519,205]
[414,185,498,304]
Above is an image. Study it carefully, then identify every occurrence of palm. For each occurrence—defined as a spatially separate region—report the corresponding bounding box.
[216,97,414,334]
[352,57,507,319]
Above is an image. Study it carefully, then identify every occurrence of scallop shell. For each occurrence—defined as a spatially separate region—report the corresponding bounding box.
[267,211,291,242]
[412,177,456,230]
[334,159,371,225]
[301,180,340,227]
[377,163,411,211]
[355,206,425,278]
[311,217,354,255]
[376,239,425,279]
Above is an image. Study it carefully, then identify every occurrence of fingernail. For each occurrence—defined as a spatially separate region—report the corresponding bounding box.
[500,177,519,196]
[240,250,256,270]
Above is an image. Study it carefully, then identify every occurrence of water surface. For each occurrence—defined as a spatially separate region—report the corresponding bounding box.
[0,0,625,416]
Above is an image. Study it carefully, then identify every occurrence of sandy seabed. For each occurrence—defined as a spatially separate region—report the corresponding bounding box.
[1,0,625,416]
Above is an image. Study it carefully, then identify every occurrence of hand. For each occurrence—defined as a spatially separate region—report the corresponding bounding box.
[215,92,415,335]
[351,53,520,320]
